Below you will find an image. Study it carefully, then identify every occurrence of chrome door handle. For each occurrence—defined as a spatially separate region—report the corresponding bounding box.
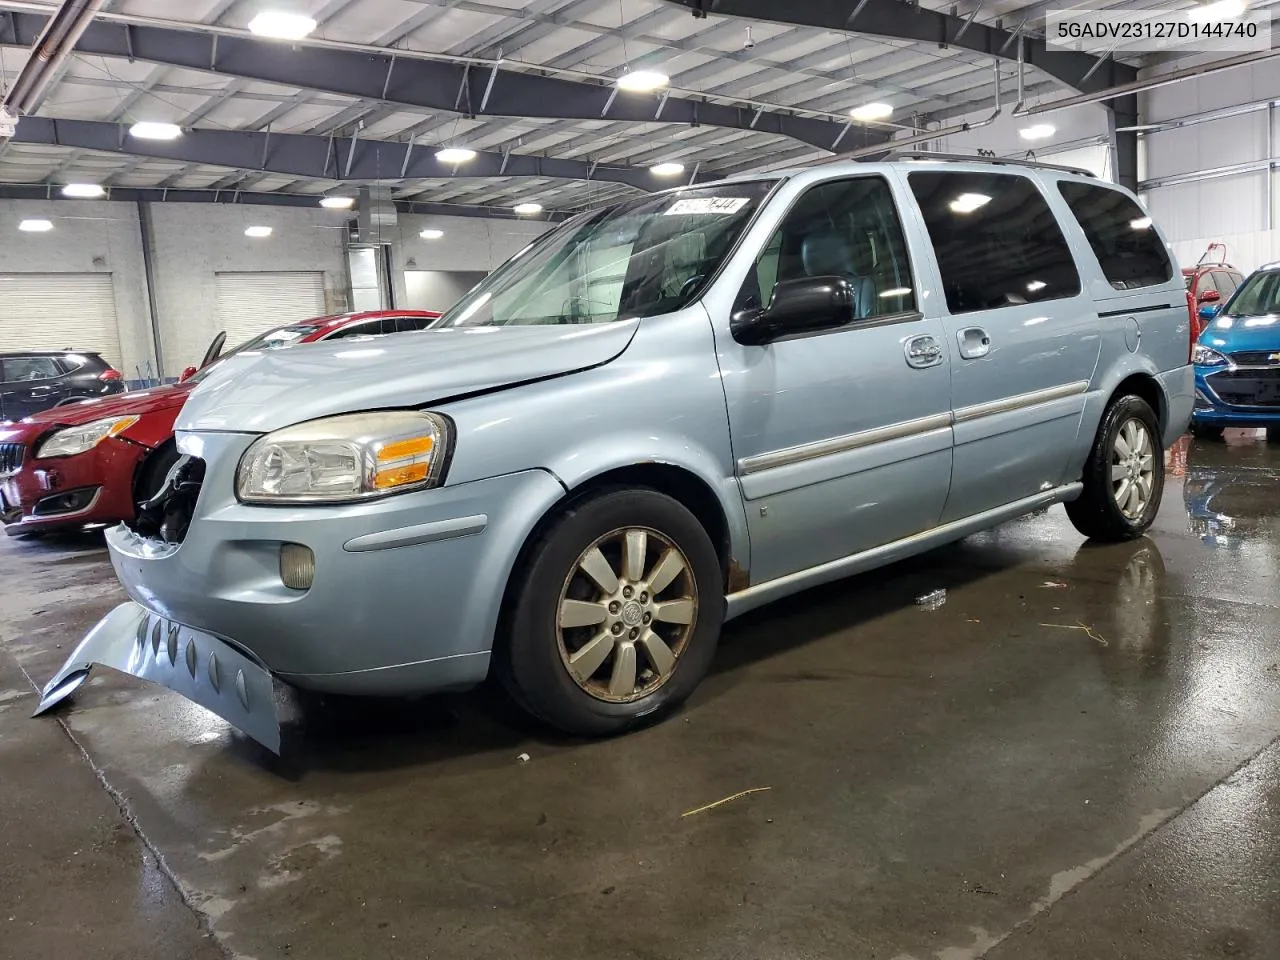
[957,326,991,360]
[905,335,944,369]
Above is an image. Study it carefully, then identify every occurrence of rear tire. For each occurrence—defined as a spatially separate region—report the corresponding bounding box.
[1066,395,1164,542]
[1191,423,1225,441]
[499,488,723,737]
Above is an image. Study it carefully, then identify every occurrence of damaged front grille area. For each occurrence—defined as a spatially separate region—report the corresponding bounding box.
[135,455,206,544]
[0,442,25,476]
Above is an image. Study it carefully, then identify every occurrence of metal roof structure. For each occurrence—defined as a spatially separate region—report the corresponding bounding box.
[0,0,1267,215]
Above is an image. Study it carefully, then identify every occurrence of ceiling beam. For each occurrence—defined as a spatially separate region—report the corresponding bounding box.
[659,0,1137,95]
[9,116,683,189]
[0,181,574,218]
[0,8,886,153]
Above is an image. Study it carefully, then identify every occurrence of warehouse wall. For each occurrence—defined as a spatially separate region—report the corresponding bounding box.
[1140,54,1280,271]
[148,203,351,371]
[0,199,154,377]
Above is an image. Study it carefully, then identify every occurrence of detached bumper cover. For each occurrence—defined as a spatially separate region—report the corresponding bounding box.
[34,600,280,753]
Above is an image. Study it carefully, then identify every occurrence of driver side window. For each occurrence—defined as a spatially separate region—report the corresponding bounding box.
[736,176,916,321]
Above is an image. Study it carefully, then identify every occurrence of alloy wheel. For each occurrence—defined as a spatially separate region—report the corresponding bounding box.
[556,526,698,703]
[1112,418,1155,520]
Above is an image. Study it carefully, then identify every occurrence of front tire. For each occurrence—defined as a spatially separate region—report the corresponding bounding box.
[1066,395,1164,542]
[499,488,723,736]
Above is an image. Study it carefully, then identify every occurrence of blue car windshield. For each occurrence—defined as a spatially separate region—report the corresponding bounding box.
[436,181,775,328]
[1224,271,1280,318]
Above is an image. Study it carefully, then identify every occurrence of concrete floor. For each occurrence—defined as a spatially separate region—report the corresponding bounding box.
[2,431,1279,960]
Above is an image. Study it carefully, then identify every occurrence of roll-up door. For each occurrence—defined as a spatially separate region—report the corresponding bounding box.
[214,272,327,348]
[0,273,122,368]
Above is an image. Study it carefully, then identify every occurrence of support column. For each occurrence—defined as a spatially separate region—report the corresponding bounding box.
[1110,95,1139,191]
[136,200,165,377]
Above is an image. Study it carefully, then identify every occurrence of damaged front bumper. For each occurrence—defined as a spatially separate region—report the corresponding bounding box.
[34,601,280,753]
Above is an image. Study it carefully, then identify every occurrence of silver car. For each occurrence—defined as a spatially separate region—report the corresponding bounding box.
[38,157,1194,751]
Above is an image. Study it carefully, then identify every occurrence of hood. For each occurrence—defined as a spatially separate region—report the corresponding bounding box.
[1199,314,1280,354]
[5,384,190,428]
[177,321,640,433]
[0,383,191,446]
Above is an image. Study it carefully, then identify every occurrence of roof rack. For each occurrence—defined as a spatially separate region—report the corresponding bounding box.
[880,151,1097,178]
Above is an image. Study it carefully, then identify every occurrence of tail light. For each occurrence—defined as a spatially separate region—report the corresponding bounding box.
[99,368,122,383]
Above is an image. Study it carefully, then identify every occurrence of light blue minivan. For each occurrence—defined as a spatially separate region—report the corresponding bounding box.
[39,156,1193,750]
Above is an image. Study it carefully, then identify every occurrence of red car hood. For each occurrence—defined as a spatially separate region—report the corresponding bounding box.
[0,383,191,446]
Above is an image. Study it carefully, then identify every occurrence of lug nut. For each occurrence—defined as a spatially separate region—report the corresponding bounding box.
[612,623,624,635]
[640,592,649,603]
[623,586,634,599]
[609,601,620,614]
[643,613,652,624]
[629,627,640,639]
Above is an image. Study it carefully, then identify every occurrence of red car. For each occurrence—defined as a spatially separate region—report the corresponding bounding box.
[1184,243,1245,340]
[0,310,440,536]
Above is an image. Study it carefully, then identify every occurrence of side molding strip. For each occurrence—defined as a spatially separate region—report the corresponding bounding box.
[738,381,1091,476]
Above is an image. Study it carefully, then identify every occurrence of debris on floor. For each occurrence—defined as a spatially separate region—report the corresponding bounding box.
[915,589,947,610]
[516,753,531,764]
[681,786,772,818]
[1041,580,1068,589]
[1039,621,1108,646]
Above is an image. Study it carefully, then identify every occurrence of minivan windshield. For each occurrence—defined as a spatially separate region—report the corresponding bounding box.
[1224,271,1280,318]
[436,181,776,328]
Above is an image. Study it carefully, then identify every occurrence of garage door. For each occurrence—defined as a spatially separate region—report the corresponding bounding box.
[0,273,123,369]
[214,272,327,348]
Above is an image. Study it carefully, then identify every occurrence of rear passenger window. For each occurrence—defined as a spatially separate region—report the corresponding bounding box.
[1057,181,1173,290]
[907,171,1081,314]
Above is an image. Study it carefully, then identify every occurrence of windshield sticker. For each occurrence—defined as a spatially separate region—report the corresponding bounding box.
[665,197,750,216]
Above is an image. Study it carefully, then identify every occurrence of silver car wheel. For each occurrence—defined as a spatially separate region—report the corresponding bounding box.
[1111,417,1155,520]
[556,526,698,704]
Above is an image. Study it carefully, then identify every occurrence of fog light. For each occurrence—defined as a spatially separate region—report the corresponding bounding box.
[280,543,315,591]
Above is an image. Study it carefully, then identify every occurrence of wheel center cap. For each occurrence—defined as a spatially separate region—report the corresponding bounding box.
[621,601,644,627]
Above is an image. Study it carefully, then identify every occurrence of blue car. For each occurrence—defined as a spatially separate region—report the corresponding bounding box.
[1192,263,1280,442]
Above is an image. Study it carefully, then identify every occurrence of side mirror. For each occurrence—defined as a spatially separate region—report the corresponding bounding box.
[1198,288,1220,304]
[178,366,198,383]
[732,276,855,345]
[1198,304,1221,323]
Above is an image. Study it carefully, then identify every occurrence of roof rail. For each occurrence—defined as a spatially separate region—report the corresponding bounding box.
[880,151,1097,178]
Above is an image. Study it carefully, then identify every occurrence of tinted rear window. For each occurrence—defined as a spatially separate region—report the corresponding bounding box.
[1057,181,1173,290]
[908,171,1081,314]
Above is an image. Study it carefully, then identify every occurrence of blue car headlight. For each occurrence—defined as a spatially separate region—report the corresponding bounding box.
[1192,344,1230,367]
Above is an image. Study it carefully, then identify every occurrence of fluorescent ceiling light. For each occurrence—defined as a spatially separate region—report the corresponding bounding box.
[248,11,318,40]
[879,287,912,298]
[850,102,893,122]
[1019,123,1056,140]
[420,228,444,239]
[130,121,182,140]
[617,69,669,92]
[244,226,273,238]
[1130,216,1153,230]
[650,162,686,176]
[514,202,544,215]
[435,147,477,164]
[18,219,53,232]
[319,196,355,209]
[61,183,104,198]
[949,193,991,214]
[1027,280,1047,292]
[1186,0,1246,23]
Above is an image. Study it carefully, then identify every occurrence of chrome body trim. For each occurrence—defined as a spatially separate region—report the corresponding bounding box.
[737,381,1092,476]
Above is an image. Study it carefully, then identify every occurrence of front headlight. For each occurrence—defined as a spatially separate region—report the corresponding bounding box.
[36,416,139,458]
[236,411,451,504]
[1192,344,1230,367]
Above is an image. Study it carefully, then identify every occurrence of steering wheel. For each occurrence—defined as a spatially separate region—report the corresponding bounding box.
[678,274,706,300]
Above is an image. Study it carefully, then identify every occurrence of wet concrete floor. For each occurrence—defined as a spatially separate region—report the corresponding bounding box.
[2,430,1279,960]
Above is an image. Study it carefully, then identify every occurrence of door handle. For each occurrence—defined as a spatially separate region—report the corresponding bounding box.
[957,326,991,360]
[28,385,55,396]
[905,335,944,369]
